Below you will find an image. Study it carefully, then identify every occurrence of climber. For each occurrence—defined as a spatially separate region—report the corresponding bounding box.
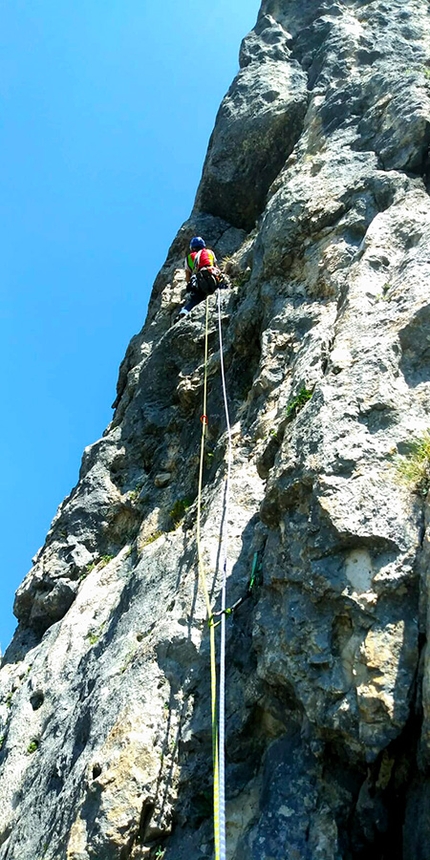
[174,236,226,322]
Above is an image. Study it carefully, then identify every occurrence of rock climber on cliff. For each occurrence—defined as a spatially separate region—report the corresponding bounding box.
[174,236,227,322]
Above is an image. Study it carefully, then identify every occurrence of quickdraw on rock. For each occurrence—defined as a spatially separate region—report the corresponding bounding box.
[210,551,264,625]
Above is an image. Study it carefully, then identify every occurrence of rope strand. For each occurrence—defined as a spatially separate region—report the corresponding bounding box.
[217,288,233,860]
[195,298,221,860]
[195,291,232,860]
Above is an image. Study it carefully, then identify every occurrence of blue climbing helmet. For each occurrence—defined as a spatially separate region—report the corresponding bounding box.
[190,236,206,251]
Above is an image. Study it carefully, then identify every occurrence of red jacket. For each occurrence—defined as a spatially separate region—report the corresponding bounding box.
[194,248,217,270]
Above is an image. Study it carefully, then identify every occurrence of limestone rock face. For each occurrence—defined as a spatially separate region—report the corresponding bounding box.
[195,14,308,230]
[3,1,430,858]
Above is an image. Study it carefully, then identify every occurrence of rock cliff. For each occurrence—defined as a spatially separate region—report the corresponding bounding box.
[2,1,430,857]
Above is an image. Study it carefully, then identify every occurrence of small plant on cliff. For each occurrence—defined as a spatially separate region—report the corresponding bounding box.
[84,555,114,575]
[86,621,106,646]
[27,739,39,754]
[221,254,252,287]
[120,645,138,675]
[286,387,313,419]
[231,267,251,288]
[141,530,163,547]
[169,498,191,528]
[128,481,145,502]
[85,561,97,575]
[396,431,430,495]
[205,448,216,468]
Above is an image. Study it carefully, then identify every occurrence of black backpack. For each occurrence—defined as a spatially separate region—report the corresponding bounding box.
[196,267,220,296]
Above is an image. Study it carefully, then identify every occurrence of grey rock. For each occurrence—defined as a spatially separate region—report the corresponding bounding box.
[3,1,430,858]
[195,33,308,230]
[154,472,172,488]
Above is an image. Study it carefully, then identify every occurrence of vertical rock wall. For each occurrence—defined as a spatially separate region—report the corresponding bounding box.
[2,1,430,858]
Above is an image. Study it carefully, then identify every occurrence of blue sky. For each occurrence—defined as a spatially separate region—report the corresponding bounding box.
[0,0,261,651]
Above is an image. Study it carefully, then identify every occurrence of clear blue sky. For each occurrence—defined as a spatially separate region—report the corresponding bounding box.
[0,0,261,651]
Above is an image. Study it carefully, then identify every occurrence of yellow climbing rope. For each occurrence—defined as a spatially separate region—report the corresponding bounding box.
[195,297,221,860]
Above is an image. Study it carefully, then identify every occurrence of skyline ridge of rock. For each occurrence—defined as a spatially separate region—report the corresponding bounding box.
[2,1,430,857]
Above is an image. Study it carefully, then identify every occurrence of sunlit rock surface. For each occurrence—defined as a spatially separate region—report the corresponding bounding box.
[2,1,430,857]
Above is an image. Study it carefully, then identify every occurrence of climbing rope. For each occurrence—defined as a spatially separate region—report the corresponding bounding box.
[195,289,234,860]
[195,286,237,860]
[195,297,221,860]
[216,287,233,860]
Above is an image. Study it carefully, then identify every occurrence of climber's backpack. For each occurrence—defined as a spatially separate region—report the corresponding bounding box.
[196,267,221,295]
[194,248,222,295]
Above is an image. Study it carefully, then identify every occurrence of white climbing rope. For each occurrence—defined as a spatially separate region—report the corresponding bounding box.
[216,287,233,860]
[195,298,221,860]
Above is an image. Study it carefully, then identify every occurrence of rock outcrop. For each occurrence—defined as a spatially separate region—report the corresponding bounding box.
[2,1,430,858]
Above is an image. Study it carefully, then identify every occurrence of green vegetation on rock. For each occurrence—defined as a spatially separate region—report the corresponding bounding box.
[169,498,191,527]
[286,387,313,419]
[397,431,430,495]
